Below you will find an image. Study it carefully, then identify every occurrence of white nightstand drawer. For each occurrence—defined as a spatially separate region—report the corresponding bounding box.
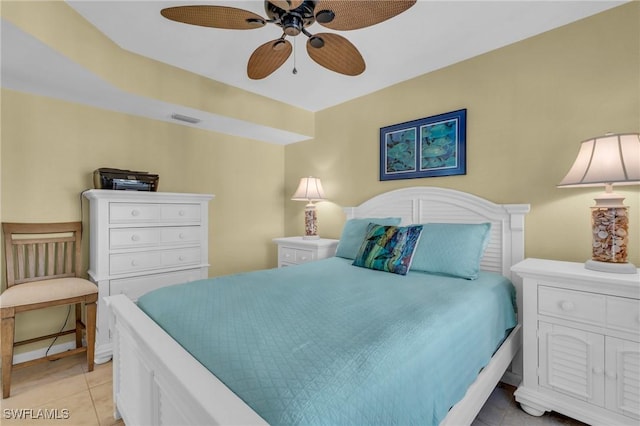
[607,296,640,334]
[110,228,161,249]
[110,203,160,223]
[281,247,314,264]
[539,285,606,326]
[273,237,339,268]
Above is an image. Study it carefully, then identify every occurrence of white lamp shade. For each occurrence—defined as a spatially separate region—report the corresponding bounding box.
[558,133,640,187]
[291,177,326,201]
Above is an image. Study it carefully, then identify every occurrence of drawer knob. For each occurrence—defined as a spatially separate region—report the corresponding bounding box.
[179,233,185,239]
[560,301,575,311]
[179,210,186,216]
[178,256,185,261]
[300,256,308,261]
[131,260,138,266]
[131,234,140,242]
[131,209,140,217]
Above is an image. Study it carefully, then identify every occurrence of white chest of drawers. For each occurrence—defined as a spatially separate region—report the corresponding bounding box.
[512,258,640,425]
[83,189,214,363]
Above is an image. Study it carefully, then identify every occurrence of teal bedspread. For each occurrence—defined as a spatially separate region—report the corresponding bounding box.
[137,257,517,425]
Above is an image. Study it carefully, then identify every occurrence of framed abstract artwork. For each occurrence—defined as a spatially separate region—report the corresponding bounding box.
[379,109,467,181]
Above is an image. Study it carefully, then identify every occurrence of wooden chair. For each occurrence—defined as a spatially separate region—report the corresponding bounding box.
[1,222,97,399]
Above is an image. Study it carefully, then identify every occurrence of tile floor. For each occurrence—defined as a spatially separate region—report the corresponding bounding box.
[1,354,586,426]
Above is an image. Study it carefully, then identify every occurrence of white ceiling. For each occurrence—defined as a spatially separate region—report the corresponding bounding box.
[1,0,627,143]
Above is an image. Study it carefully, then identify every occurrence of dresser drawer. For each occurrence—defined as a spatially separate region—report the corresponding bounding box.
[538,286,606,326]
[280,247,314,264]
[110,247,201,275]
[110,203,201,224]
[160,226,201,245]
[161,247,201,268]
[110,228,160,250]
[607,296,640,334]
[110,268,204,301]
[110,203,160,223]
[110,251,162,275]
[160,204,200,222]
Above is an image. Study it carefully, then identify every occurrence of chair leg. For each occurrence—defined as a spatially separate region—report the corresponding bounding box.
[85,301,96,372]
[75,303,82,348]
[1,316,15,399]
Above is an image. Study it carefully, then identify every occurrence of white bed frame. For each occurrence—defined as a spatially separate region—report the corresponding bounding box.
[106,186,530,425]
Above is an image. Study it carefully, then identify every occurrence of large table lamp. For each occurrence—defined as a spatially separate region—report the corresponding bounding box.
[292,177,326,239]
[558,133,640,273]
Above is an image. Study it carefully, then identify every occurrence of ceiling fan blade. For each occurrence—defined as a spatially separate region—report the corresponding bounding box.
[247,39,292,80]
[306,33,365,76]
[268,1,304,11]
[314,0,416,31]
[161,5,266,30]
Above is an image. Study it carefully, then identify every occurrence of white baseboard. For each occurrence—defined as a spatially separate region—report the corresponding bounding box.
[12,341,78,365]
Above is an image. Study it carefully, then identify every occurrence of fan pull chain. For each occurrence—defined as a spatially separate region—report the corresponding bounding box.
[292,37,298,75]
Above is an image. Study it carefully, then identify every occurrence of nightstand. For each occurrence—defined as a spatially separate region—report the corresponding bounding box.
[511,258,640,425]
[272,237,339,268]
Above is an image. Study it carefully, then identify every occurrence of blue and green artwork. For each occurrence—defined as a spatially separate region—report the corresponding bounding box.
[380,109,466,181]
[385,128,416,173]
[420,119,458,170]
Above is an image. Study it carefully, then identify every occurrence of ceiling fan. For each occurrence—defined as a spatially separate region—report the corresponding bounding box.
[160,0,416,79]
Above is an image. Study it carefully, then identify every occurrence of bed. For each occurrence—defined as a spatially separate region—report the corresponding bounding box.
[106,186,530,425]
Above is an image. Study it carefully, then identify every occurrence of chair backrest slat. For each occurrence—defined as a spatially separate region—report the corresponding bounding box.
[2,222,85,287]
[16,246,25,282]
[65,242,73,275]
[37,243,46,277]
[47,243,56,276]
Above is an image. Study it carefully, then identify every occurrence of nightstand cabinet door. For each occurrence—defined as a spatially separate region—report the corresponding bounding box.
[605,337,640,419]
[538,322,605,406]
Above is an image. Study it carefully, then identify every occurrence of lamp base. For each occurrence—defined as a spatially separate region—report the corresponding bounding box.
[302,235,320,240]
[585,259,638,274]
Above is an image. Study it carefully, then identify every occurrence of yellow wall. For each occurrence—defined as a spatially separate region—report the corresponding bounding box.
[1,89,285,353]
[285,2,640,266]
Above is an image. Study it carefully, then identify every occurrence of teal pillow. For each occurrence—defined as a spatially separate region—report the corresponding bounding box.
[352,224,423,275]
[335,217,402,259]
[410,223,492,280]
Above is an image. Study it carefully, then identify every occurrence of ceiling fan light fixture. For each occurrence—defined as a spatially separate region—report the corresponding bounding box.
[282,14,303,36]
[315,9,335,24]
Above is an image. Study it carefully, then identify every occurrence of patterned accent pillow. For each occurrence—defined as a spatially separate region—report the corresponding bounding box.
[335,217,402,260]
[352,224,423,275]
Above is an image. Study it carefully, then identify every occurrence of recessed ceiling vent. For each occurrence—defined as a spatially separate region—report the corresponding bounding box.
[171,113,201,124]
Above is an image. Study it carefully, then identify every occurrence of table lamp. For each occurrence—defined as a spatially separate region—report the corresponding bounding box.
[292,177,326,239]
[558,133,639,273]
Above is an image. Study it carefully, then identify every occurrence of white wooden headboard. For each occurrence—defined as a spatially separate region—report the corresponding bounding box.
[344,186,530,279]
